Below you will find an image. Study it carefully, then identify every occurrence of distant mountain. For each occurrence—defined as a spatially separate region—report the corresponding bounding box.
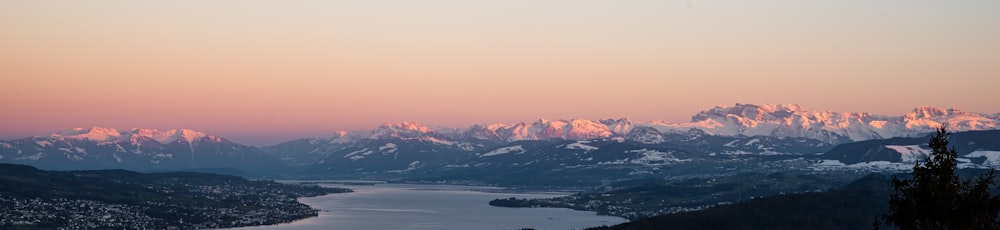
[467,119,617,142]
[275,104,998,148]
[505,104,997,144]
[258,104,998,181]
[0,127,282,174]
[3,104,997,178]
[642,104,998,143]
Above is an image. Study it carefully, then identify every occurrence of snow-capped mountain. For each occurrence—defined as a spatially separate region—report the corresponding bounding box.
[360,104,997,145]
[641,104,998,143]
[465,119,615,142]
[263,104,998,170]
[47,127,222,145]
[266,121,487,168]
[600,118,634,135]
[0,127,279,174]
[272,104,999,153]
[369,121,436,139]
[4,103,997,178]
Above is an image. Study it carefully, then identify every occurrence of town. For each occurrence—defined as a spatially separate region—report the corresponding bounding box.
[0,164,351,229]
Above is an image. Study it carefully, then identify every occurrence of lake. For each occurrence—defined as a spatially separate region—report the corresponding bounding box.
[232,182,627,230]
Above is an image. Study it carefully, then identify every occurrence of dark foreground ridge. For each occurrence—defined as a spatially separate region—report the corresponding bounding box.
[587,174,893,230]
[489,172,861,220]
[0,163,351,229]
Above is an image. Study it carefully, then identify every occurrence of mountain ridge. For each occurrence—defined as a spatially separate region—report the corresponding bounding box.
[51,127,222,143]
[0,127,278,174]
[287,104,1000,146]
[9,104,997,146]
[3,103,997,177]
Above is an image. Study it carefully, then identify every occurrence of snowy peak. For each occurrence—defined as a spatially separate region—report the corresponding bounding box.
[44,127,221,144]
[905,106,954,119]
[370,121,435,139]
[661,104,1000,143]
[464,119,614,142]
[324,104,995,144]
[154,128,214,143]
[901,106,996,130]
[565,119,614,140]
[902,106,987,120]
[600,118,633,135]
[126,128,214,143]
[385,121,434,133]
[531,119,569,140]
[691,103,802,123]
[51,127,122,142]
[36,104,1000,149]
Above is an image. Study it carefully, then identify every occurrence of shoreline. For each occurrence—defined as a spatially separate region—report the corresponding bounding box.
[220,188,353,229]
[224,181,627,229]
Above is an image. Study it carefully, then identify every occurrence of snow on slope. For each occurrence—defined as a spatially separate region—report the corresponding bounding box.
[884,145,931,163]
[128,128,213,143]
[283,104,997,146]
[639,104,999,143]
[29,104,999,149]
[53,127,122,142]
[468,119,615,142]
[965,151,1000,166]
[564,141,599,151]
[442,104,994,144]
[479,145,525,157]
[626,149,687,165]
[369,121,435,139]
[46,127,220,144]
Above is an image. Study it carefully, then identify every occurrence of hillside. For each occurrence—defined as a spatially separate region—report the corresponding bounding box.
[0,163,350,229]
[588,174,892,230]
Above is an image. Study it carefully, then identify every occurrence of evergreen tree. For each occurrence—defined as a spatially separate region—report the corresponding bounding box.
[881,127,1000,229]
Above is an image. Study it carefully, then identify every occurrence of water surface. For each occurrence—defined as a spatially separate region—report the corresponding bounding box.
[234,183,626,230]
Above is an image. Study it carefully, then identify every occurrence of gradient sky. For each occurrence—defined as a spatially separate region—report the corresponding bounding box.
[2,1,998,145]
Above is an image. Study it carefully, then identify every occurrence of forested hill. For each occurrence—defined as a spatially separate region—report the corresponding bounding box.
[589,174,893,230]
[0,163,350,229]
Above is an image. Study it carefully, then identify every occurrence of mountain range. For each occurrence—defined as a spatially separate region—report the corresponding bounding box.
[2,104,998,180]
[0,127,277,174]
[293,104,1000,145]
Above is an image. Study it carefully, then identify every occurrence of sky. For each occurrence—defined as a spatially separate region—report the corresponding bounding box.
[1,0,998,145]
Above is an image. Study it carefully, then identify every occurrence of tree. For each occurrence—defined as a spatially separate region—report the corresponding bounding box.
[880,127,1000,229]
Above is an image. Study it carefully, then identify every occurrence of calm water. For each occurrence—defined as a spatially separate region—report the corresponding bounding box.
[233,182,626,230]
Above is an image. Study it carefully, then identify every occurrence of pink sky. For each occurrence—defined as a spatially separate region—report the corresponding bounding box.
[2,1,998,145]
